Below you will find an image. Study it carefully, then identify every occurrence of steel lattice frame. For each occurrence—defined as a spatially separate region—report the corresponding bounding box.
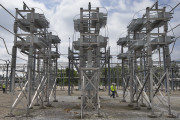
[7,3,60,116]
[73,3,108,118]
[117,1,178,118]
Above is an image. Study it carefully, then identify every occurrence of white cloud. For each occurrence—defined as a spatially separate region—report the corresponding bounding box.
[0,0,180,66]
[131,0,154,12]
[118,0,127,11]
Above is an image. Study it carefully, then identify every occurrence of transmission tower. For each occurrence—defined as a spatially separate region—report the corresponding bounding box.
[73,2,108,118]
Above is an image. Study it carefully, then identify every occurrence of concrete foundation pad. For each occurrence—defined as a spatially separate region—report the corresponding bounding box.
[128,104,134,107]
[121,99,126,102]
[148,114,157,118]
[34,103,40,106]
[24,114,33,117]
[133,106,141,110]
[53,99,58,102]
[46,104,53,107]
[140,103,146,107]
[5,113,15,117]
[166,114,176,118]
[40,106,46,109]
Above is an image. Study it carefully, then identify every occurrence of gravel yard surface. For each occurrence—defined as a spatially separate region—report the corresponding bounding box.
[0,88,180,120]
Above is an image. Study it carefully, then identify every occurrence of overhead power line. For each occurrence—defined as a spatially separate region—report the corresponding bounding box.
[168,23,180,33]
[170,2,180,12]
[0,37,27,61]
[0,4,16,19]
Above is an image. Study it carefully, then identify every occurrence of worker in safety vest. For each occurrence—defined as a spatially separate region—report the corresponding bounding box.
[110,83,116,98]
[2,83,6,93]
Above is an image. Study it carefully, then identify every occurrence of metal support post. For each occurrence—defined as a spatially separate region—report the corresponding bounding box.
[171,68,174,91]
[53,58,58,102]
[34,55,40,106]
[60,66,63,90]
[44,57,48,102]
[68,47,71,95]
[134,52,140,110]
[140,54,146,107]
[71,61,74,94]
[105,47,107,89]
[26,46,34,116]
[108,48,111,95]
[46,32,52,107]
[121,45,126,102]
[5,62,9,92]
[128,55,134,107]
[146,6,157,117]
[10,14,18,93]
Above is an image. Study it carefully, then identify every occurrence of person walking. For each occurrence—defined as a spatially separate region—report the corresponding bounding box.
[110,83,115,98]
[2,83,6,93]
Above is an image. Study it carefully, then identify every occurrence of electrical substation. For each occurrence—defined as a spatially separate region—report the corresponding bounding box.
[0,0,180,119]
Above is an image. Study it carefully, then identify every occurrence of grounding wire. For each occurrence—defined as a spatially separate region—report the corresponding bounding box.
[118,8,146,38]
[170,2,180,13]
[159,4,174,13]
[167,23,180,55]
[29,7,44,14]
[169,36,180,55]
[132,9,146,19]
[168,22,175,36]
[168,23,180,33]
[0,4,16,19]
[91,7,108,15]
[0,36,28,61]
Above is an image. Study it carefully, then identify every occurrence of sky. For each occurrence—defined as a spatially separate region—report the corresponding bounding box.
[0,0,180,66]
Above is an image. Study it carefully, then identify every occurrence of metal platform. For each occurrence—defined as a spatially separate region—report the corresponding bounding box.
[128,18,145,32]
[47,34,61,44]
[117,52,129,59]
[73,35,108,50]
[74,19,88,32]
[27,13,49,28]
[51,51,60,59]
[91,12,107,28]
[117,37,128,45]
[129,39,146,51]
[18,13,49,33]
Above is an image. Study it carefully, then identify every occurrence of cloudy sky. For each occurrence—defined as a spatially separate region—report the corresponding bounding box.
[0,0,180,65]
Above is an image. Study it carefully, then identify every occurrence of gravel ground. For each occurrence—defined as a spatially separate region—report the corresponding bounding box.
[0,88,180,120]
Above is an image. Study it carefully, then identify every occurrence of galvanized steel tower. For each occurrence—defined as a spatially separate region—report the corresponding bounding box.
[73,2,108,118]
